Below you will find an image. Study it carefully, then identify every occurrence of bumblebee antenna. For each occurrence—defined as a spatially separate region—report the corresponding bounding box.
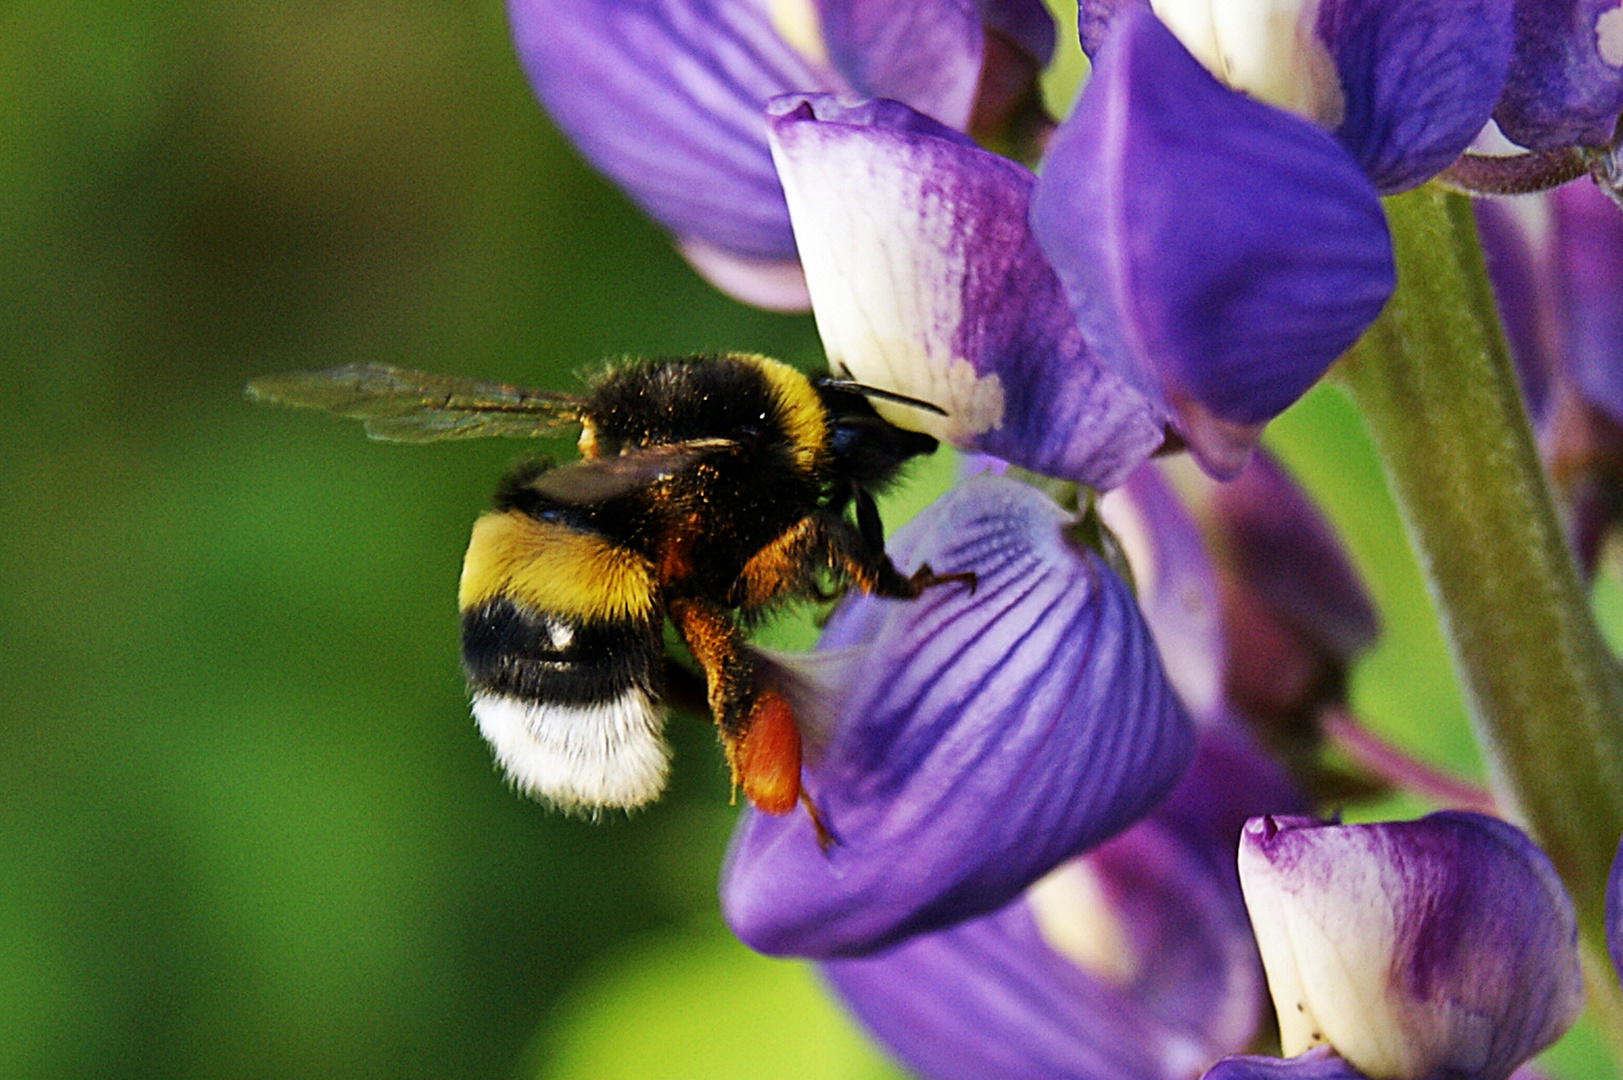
[820,379,948,417]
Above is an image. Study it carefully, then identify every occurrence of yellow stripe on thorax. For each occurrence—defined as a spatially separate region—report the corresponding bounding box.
[746,356,827,473]
[458,510,657,621]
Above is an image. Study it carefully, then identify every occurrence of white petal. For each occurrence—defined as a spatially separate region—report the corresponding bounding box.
[1149,0,1344,126]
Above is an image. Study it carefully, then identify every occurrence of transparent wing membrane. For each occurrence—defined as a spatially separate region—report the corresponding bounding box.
[246,363,584,442]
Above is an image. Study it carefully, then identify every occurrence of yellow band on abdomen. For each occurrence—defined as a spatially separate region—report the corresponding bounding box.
[459,510,657,622]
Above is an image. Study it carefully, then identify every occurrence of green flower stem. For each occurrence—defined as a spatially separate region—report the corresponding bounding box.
[1334,185,1623,998]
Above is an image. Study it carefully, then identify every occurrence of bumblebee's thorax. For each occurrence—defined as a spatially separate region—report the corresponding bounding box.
[585,354,826,470]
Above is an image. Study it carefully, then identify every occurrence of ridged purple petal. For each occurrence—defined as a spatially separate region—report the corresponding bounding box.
[1031,7,1394,479]
[721,476,1195,957]
[1239,812,1583,1080]
[769,94,1166,488]
[1496,0,1623,150]
[1318,0,1515,193]
[818,723,1300,1080]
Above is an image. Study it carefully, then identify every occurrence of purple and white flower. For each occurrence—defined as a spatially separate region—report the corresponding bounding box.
[1235,812,1583,1080]
[721,475,1195,957]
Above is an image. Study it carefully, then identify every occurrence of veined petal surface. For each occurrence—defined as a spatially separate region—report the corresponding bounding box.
[817,0,985,131]
[770,94,1166,489]
[1031,7,1393,479]
[1317,0,1515,192]
[1495,0,1623,149]
[721,476,1195,957]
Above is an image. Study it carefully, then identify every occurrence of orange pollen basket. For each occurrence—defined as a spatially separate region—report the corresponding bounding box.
[736,690,802,816]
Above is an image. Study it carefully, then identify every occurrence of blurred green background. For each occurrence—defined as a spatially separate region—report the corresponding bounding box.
[1,1,1613,1078]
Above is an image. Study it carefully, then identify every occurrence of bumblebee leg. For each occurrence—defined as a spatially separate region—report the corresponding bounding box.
[731,516,828,610]
[830,494,979,600]
[667,597,803,815]
[801,790,838,851]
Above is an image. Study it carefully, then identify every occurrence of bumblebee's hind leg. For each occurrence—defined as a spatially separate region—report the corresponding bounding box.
[667,597,803,816]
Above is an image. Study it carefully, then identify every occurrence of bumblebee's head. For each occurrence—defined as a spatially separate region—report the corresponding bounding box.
[815,378,941,490]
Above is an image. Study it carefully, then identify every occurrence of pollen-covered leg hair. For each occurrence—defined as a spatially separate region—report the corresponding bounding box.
[807,499,977,600]
[732,516,833,609]
[735,506,975,609]
[668,597,803,815]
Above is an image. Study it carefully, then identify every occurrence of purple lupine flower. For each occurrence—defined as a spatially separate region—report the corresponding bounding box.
[1235,813,1584,1080]
[720,475,1195,958]
[817,722,1306,1080]
[766,93,1168,488]
[1031,7,1396,478]
[507,0,1054,309]
[1495,0,1623,150]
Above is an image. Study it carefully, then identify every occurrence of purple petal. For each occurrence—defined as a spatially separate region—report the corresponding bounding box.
[1203,1048,1367,1080]
[1099,460,1228,721]
[976,0,1058,65]
[1555,179,1623,429]
[509,0,1010,308]
[721,476,1195,957]
[1208,451,1378,665]
[1031,7,1394,479]
[1495,0,1623,150]
[819,723,1298,1080]
[1318,0,1515,193]
[508,0,829,292]
[821,841,1253,1080]
[816,0,985,131]
[1152,722,1308,880]
[1202,451,1379,728]
[769,94,1167,488]
[1239,812,1583,1080]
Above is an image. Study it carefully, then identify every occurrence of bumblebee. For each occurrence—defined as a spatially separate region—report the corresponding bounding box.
[248,354,969,820]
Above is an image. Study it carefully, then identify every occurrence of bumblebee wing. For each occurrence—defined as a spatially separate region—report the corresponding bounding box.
[527,438,736,504]
[246,363,584,442]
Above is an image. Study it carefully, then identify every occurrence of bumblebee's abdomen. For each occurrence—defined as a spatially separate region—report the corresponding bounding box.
[461,599,662,706]
[459,509,657,622]
[459,509,669,811]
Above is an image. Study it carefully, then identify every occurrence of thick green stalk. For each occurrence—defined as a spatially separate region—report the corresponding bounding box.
[1334,185,1623,986]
